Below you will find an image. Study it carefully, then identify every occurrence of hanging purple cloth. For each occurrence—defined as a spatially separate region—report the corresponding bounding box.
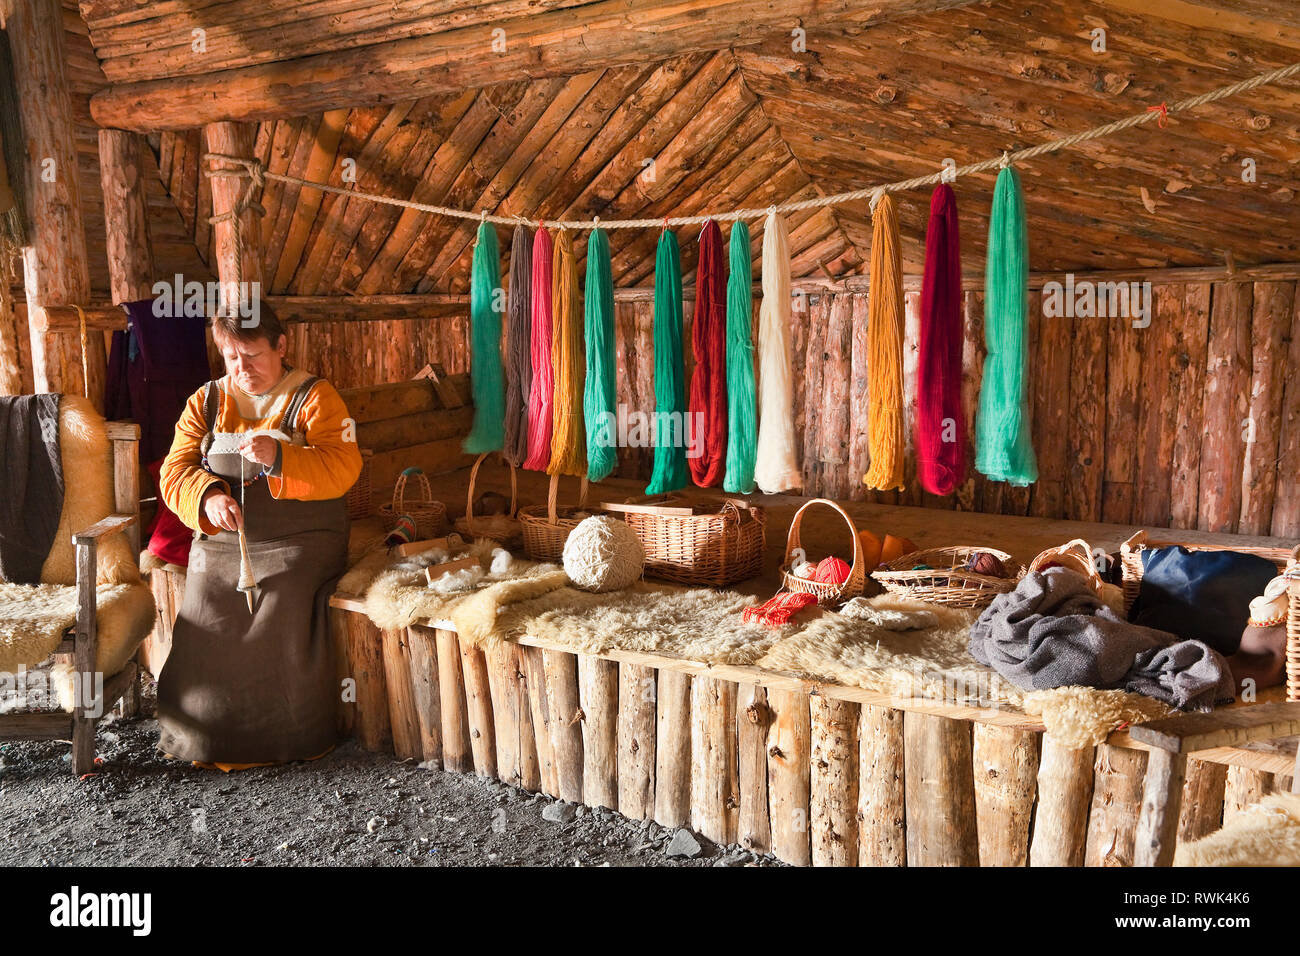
[106,298,211,467]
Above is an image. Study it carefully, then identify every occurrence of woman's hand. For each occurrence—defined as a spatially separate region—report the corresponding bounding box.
[238,434,279,469]
[202,488,244,532]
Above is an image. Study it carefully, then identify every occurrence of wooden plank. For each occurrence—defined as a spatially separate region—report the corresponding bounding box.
[618,663,658,820]
[654,668,692,828]
[1129,700,1300,754]
[903,712,978,866]
[1168,284,1211,529]
[1238,281,1295,534]
[1065,298,1105,522]
[690,676,739,846]
[1198,282,1253,533]
[1272,285,1300,536]
[578,656,619,810]
[971,723,1038,867]
[809,696,859,866]
[766,688,811,866]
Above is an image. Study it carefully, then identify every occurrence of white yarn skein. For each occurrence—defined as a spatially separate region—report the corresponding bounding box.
[562,515,645,593]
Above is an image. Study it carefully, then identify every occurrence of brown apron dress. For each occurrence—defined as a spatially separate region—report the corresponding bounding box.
[156,376,349,763]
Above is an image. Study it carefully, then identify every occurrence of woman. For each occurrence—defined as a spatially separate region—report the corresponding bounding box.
[158,307,362,770]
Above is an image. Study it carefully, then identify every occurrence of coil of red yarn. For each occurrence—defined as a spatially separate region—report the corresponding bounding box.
[813,556,851,586]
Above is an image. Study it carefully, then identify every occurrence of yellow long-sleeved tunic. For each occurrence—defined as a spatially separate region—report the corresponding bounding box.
[161,367,362,533]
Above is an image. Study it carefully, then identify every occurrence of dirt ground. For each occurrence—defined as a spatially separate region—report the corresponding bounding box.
[0,685,783,868]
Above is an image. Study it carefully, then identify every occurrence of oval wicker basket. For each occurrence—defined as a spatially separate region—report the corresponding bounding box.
[377,466,447,538]
[873,545,1020,609]
[600,496,766,587]
[453,452,522,548]
[778,498,867,606]
[518,473,592,562]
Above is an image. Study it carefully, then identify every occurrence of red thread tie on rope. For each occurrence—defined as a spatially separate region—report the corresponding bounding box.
[1147,102,1169,128]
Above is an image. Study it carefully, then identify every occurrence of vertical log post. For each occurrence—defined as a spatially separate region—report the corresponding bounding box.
[1224,765,1274,824]
[578,656,619,810]
[203,121,264,315]
[971,724,1039,867]
[543,649,584,803]
[10,0,104,406]
[98,129,156,305]
[1029,735,1096,867]
[1084,744,1148,867]
[435,628,471,773]
[520,645,558,796]
[903,712,979,866]
[381,628,422,761]
[405,626,442,766]
[737,683,772,854]
[654,668,692,828]
[345,612,391,753]
[859,705,907,866]
[458,640,497,778]
[690,677,739,846]
[766,688,812,866]
[809,696,859,866]
[618,663,657,820]
[1177,758,1227,845]
[486,643,522,788]
[1134,748,1188,867]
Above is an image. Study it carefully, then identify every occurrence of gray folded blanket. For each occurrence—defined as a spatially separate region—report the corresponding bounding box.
[969,567,1234,711]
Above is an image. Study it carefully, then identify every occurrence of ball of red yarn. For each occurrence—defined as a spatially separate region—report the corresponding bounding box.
[813,556,851,585]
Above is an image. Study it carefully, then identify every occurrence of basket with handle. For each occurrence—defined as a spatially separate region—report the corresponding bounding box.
[1119,530,1300,700]
[599,495,766,587]
[778,498,867,605]
[873,545,1020,609]
[453,452,522,548]
[518,472,592,562]
[377,466,447,538]
[1028,537,1124,610]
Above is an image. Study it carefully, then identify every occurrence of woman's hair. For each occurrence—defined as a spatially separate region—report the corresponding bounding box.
[210,302,286,346]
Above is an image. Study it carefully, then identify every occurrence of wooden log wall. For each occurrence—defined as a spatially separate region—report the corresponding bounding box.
[598,278,1300,536]
[327,603,1299,866]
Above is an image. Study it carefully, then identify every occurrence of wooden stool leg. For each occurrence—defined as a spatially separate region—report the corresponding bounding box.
[1134,749,1187,866]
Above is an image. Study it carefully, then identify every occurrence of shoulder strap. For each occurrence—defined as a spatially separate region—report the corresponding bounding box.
[202,380,220,433]
[280,375,322,435]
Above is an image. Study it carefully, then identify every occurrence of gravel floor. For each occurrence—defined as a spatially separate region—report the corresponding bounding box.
[0,693,784,868]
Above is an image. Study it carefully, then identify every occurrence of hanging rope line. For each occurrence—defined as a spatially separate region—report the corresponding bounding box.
[202,59,1300,230]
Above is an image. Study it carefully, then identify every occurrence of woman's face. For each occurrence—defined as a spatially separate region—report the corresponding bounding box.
[217,332,286,396]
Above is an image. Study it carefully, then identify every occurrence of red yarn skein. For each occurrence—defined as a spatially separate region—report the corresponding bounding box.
[813,556,851,585]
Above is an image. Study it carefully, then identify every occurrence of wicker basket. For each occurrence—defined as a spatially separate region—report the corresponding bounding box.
[378,467,447,538]
[345,449,373,519]
[518,473,592,562]
[1119,530,1300,700]
[600,496,766,587]
[454,452,522,548]
[778,498,867,606]
[873,545,1020,609]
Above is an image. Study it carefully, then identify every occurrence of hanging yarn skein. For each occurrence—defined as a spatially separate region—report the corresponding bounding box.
[645,228,689,495]
[462,220,505,454]
[547,228,587,478]
[723,219,756,494]
[502,224,533,467]
[583,227,618,482]
[915,184,967,496]
[753,210,801,494]
[523,227,555,471]
[862,193,906,491]
[976,166,1038,486]
[688,219,728,488]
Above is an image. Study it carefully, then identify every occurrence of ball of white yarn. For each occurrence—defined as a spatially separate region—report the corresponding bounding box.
[562,515,644,593]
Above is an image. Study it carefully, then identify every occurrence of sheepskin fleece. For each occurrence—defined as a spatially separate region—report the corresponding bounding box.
[1023,686,1171,750]
[358,556,1196,741]
[0,581,156,709]
[39,396,138,587]
[1176,793,1300,867]
[361,539,564,631]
